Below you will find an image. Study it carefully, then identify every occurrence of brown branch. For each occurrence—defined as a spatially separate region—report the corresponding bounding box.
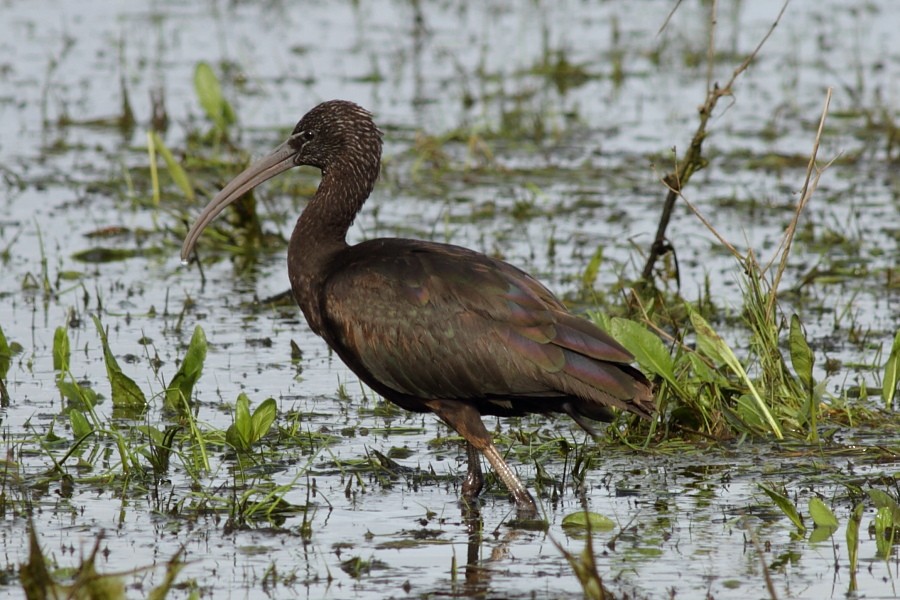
[640,0,790,286]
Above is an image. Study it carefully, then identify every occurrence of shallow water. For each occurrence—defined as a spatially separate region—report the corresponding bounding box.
[1,0,899,598]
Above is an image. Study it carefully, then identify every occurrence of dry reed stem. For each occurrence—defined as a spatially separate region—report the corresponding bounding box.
[764,87,837,319]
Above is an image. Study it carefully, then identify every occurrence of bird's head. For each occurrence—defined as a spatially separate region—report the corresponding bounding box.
[288,100,382,172]
[181,100,382,262]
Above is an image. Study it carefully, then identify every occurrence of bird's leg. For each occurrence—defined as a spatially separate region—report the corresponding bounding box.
[426,400,539,516]
[479,442,538,515]
[462,442,484,501]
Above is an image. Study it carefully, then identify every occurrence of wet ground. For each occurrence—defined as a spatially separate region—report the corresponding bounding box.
[1,0,899,598]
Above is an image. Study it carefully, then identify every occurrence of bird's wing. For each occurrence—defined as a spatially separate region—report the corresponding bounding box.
[321,239,653,418]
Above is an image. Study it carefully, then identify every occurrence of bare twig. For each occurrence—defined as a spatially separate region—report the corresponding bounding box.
[705,0,718,93]
[657,0,685,36]
[748,528,780,600]
[640,0,790,286]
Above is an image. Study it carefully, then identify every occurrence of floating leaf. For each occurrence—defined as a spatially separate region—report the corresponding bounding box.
[789,314,814,391]
[759,484,805,532]
[83,226,130,239]
[561,511,615,532]
[72,247,159,263]
[57,270,83,281]
[92,315,147,411]
[53,326,70,372]
[883,330,900,410]
[808,497,838,529]
[165,326,207,410]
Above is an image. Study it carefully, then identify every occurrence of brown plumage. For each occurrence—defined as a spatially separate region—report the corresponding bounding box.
[182,100,654,515]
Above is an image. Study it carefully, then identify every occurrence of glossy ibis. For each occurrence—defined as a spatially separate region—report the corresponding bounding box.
[182,100,654,515]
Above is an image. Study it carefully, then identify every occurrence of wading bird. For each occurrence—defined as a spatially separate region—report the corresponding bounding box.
[182,100,654,515]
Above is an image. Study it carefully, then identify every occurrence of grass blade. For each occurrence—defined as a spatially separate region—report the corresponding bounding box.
[150,131,195,202]
[690,308,783,439]
[882,330,900,410]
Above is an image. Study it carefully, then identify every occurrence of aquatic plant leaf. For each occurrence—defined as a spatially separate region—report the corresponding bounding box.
[194,62,236,133]
[20,527,56,599]
[56,380,99,409]
[150,131,195,202]
[165,326,207,410]
[866,488,900,511]
[808,525,836,544]
[551,529,607,600]
[759,484,805,532]
[789,314,814,391]
[92,315,147,411]
[580,245,603,290]
[846,502,864,584]
[147,548,186,600]
[53,326,70,372]
[808,497,838,529]
[251,398,277,441]
[226,395,276,451]
[882,330,900,410]
[689,308,782,439]
[69,409,93,440]
[736,394,767,431]
[0,325,10,379]
[874,506,895,560]
[226,393,253,451]
[609,317,677,388]
[69,537,127,598]
[561,511,616,532]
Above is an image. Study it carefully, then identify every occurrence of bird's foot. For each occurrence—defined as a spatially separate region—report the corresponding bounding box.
[508,489,548,530]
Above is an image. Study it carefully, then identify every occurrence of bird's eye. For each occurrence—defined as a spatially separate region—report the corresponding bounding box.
[301,130,315,142]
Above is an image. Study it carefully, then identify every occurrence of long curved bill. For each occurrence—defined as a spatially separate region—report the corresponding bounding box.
[181,139,298,262]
